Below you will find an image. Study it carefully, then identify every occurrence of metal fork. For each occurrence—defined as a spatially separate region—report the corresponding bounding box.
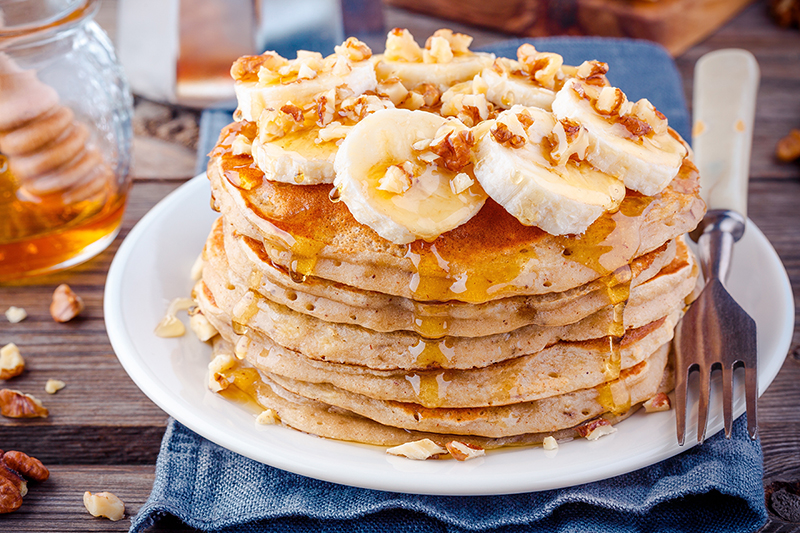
[673,49,760,445]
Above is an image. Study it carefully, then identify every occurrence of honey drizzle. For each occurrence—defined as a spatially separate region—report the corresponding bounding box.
[217,121,327,282]
[556,193,654,414]
[406,371,452,408]
[231,290,260,335]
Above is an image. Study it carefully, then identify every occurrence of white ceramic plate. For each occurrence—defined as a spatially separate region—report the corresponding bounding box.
[105,174,794,495]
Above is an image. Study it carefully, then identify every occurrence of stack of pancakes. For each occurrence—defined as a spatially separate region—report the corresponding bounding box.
[193,39,706,451]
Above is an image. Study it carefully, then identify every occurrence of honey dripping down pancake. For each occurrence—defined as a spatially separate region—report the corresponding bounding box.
[183,28,706,459]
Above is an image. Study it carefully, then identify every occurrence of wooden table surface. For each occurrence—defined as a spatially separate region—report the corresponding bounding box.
[1,1,799,531]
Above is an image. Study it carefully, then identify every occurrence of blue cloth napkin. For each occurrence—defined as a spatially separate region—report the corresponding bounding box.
[130,417,765,532]
[134,38,766,533]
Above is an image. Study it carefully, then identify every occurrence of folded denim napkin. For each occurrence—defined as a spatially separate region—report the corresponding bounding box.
[130,416,765,533]
[138,38,766,533]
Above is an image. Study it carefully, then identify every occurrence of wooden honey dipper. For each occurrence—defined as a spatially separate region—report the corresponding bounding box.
[0,52,114,206]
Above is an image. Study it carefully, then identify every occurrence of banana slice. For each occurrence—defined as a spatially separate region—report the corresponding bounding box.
[551,78,687,196]
[479,66,556,110]
[334,108,488,244]
[474,106,625,236]
[251,94,394,185]
[233,40,377,122]
[374,29,494,93]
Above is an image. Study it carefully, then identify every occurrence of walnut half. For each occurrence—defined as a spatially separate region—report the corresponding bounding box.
[0,389,48,418]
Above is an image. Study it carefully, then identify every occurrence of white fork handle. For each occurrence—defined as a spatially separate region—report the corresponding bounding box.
[692,49,760,217]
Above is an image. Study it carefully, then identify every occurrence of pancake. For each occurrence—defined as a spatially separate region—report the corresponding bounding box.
[208,121,705,303]
[222,215,681,336]
[213,337,665,448]
[198,219,697,371]
[200,283,678,408]
[189,32,706,453]
[211,337,671,438]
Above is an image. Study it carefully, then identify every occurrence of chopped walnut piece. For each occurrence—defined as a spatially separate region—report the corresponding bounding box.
[445,441,485,461]
[0,344,24,380]
[491,122,526,149]
[576,60,609,85]
[387,439,447,460]
[594,86,626,116]
[618,115,653,138]
[208,353,237,392]
[256,409,280,425]
[376,78,409,106]
[517,44,564,90]
[0,389,48,418]
[429,129,476,171]
[45,379,66,395]
[280,104,304,123]
[83,491,125,521]
[415,83,441,107]
[777,129,800,162]
[542,436,559,451]
[189,309,218,342]
[426,29,473,54]
[577,418,617,440]
[50,284,84,323]
[378,162,414,194]
[424,36,454,64]
[230,52,287,82]
[4,307,27,324]
[384,28,423,62]
[450,172,474,194]
[643,392,672,413]
[334,37,372,62]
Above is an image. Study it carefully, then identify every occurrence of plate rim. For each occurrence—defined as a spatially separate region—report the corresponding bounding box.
[104,173,795,495]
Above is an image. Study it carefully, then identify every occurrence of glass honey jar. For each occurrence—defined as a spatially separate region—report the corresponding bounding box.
[0,0,133,281]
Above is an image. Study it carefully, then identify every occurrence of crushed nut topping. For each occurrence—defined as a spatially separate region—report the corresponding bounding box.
[429,129,476,171]
[491,122,526,149]
[230,52,288,83]
[387,438,447,460]
[576,418,617,440]
[208,353,237,392]
[517,44,564,90]
[4,307,27,324]
[334,37,372,62]
[378,162,414,194]
[542,436,559,450]
[384,28,423,62]
[576,60,610,85]
[425,29,473,55]
[50,284,84,323]
[643,392,672,413]
[256,408,281,425]
[0,344,24,380]
[445,441,485,461]
[83,491,125,521]
[618,115,653,138]
[0,389,48,418]
[189,309,219,342]
[44,379,66,395]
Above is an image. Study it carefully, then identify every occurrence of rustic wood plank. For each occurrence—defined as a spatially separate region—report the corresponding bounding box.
[0,182,186,463]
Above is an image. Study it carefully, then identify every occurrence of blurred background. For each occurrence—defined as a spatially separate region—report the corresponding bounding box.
[96,0,798,181]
